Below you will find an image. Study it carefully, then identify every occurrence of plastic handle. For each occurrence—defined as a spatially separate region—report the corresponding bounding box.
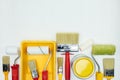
[65,51,70,80]
[42,70,48,80]
[96,72,103,80]
[58,73,63,80]
[107,78,112,80]
[33,78,38,80]
[4,72,8,80]
[11,64,19,80]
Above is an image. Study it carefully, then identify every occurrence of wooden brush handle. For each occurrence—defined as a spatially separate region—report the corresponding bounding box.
[58,73,63,80]
[107,77,112,80]
[65,52,70,80]
[4,72,8,80]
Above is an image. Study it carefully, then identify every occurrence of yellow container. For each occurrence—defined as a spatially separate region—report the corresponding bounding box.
[71,54,95,79]
[20,40,56,80]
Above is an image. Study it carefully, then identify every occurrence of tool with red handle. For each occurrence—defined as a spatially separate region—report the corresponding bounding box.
[42,50,52,80]
[65,51,71,80]
[42,70,48,80]
[11,64,19,80]
[62,51,72,80]
[11,48,20,80]
[33,78,38,80]
[5,46,20,80]
[56,33,79,80]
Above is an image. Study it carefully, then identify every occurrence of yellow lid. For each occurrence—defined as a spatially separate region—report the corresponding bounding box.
[73,57,94,79]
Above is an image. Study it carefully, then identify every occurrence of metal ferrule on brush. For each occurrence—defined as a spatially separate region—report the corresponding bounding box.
[104,69,114,76]
[3,64,10,72]
[31,70,38,78]
[57,44,79,52]
[58,66,63,74]
[28,60,39,79]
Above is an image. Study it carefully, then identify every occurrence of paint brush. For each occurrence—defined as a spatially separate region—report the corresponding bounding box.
[56,32,79,80]
[2,56,10,80]
[57,57,63,80]
[28,60,39,80]
[103,58,114,80]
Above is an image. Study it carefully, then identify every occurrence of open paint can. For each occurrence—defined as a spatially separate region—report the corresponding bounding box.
[71,54,95,79]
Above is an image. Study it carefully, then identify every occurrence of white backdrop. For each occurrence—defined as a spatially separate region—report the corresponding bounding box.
[0,0,120,80]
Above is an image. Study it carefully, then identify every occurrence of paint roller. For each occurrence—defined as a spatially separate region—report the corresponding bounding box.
[92,44,116,55]
[92,44,116,80]
[5,46,20,80]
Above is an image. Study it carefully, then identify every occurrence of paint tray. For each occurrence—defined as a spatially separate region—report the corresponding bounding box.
[20,41,56,80]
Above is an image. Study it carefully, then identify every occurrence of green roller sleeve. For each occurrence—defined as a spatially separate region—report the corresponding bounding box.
[92,44,116,55]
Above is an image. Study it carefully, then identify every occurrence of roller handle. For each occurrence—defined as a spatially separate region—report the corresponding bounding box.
[42,70,48,80]
[96,72,103,80]
[33,78,38,80]
[11,64,19,80]
[65,51,70,80]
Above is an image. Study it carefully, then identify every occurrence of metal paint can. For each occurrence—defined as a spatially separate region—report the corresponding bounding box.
[71,54,95,79]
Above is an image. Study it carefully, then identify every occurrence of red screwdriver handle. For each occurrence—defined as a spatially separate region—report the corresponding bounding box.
[11,64,19,80]
[65,51,70,80]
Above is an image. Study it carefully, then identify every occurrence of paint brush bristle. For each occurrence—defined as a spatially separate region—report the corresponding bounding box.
[28,60,38,78]
[103,58,114,77]
[28,60,37,71]
[57,57,63,73]
[56,33,79,44]
[57,57,63,68]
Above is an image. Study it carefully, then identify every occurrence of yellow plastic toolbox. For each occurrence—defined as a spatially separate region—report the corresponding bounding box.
[20,40,56,80]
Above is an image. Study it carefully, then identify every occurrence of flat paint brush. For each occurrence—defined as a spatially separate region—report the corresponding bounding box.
[103,58,114,80]
[2,56,10,80]
[56,33,79,52]
[56,32,79,80]
[28,60,39,80]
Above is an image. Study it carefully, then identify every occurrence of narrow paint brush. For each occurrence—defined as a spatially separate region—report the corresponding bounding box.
[2,56,10,80]
[57,57,63,80]
[28,60,39,80]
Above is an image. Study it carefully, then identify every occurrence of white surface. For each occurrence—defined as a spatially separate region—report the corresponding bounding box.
[0,0,120,80]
